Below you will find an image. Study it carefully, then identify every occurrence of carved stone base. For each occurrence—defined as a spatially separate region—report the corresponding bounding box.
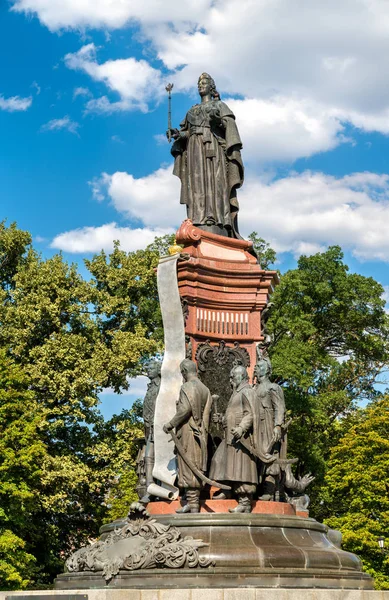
[55,513,373,590]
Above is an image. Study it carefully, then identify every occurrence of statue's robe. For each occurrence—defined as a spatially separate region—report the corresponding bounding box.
[210,381,258,489]
[169,378,212,489]
[171,99,244,237]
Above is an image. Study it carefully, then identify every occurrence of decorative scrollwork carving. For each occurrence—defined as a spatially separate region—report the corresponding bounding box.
[176,219,202,243]
[65,502,213,582]
[196,340,250,372]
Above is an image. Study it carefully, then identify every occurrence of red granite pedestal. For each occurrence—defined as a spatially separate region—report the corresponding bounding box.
[176,220,279,380]
[147,498,309,518]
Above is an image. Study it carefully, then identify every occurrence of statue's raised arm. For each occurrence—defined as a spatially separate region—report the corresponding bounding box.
[170,73,244,239]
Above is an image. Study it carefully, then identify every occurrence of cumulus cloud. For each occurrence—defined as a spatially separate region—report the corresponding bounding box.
[92,167,182,228]
[227,97,347,163]
[87,166,389,262]
[0,94,32,111]
[238,171,389,261]
[65,44,164,113]
[11,0,211,31]
[51,222,174,253]
[40,115,80,135]
[18,0,389,152]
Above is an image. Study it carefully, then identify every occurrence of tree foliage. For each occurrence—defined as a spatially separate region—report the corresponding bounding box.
[267,246,389,501]
[0,350,38,589]
[0,223,163,588]
[321,397,389,589]
[247,231,277,269]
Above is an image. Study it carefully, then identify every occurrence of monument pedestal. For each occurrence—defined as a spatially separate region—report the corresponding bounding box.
[55,509,373,591]
[176,220,278,383]
[52,223,374,591]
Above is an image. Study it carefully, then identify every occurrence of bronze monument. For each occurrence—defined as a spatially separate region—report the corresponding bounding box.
[169,73,244,238]
[56,73,373,592]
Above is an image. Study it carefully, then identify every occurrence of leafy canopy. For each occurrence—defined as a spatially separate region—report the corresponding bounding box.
[321,397,389,589]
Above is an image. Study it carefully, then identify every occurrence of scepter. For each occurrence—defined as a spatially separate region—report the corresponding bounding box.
[165,83,174,143]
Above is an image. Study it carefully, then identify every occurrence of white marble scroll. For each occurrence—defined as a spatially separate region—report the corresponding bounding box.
[149,254,185,500]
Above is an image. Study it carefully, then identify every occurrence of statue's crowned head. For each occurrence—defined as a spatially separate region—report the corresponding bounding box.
[198,72,220,99]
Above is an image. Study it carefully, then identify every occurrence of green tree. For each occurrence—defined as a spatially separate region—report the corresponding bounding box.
[97,402,144,523]
[0,349,40,589]
[267,246,389,500]
[247,231,277,269]
[321,397,389,589]
[0,223,161,586]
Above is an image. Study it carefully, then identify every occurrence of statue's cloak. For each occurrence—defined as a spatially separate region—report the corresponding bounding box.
[171,100,244,236]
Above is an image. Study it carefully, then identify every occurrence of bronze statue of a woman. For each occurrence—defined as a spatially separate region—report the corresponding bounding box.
[168,73,244,238]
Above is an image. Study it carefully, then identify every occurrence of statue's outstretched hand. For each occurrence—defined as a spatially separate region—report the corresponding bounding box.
[299,473,315,489]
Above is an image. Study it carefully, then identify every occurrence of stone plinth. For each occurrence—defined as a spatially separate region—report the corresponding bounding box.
[55,514,373,590]
[146,499,307,518]
[176,220,278,381]
[2,590,386,600]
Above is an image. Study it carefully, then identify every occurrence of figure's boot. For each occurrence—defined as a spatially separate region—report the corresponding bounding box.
[186,488,201,513]
[176,503,191,513]
[258,476,276,502]
[140,451,155,504]
[229,493,252,513]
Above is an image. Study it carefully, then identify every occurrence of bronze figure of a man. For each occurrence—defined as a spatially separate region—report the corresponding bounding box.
[168,73,244,239]
[254,355,286,501]
[140,361,161,504]
[210,365,258,513]
[163,359,213,513]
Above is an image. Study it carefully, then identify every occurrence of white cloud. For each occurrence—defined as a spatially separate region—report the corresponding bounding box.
[93,167,182,228]
[238,170,389,261]
[226,97,346,163]
[111,135,124,144]
[31,81,41,95]
[18,0,389,151]
[154,133,169,146]
[52,160,389,262]
[51,222,174,253]
[73,86,90,99]
[11,0,211,31]
[85,166,389,262]
[65,44,164,113]
[0,94,32,112]
[40,115,80,135]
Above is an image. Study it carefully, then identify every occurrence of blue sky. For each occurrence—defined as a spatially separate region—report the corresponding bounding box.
[2,0,389,416]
